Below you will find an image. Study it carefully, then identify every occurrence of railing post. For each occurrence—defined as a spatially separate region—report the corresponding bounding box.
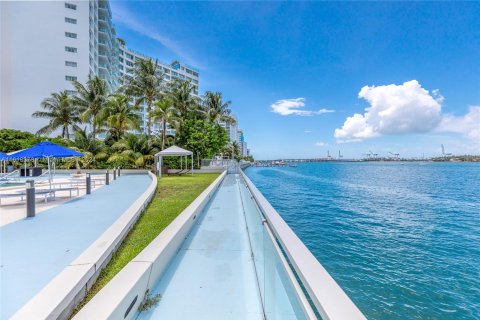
[106,170,109,185]
[86,172,91,195]
[118,167,121,177]
[113,168,117,180]
[26,180,35,218]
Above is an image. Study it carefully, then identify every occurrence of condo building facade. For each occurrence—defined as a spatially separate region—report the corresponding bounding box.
[118,46,199,136]
[0,0,251,154]
[0,0,198,136]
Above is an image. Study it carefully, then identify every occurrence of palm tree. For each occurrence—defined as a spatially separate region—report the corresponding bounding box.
[152,99,181,150]
[32,91,81,138]
[223,141,240,159]
[123,59,163,137]
[63,127,107,170]
[202,91,236,125]
[108,134,158,168]
[102,94,141,141]
[71,75,109,139]
[167,79,199,119]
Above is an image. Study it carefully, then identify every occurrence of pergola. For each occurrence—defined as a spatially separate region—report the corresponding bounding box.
[155,145,193,177]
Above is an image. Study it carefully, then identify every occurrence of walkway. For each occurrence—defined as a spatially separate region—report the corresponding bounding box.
[0,174,152,319]
[137,174,264,320]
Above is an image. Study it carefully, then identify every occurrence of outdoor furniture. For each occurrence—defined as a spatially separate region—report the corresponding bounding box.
[0,189,53,204]
[0,186,80,205]
[155,145,194,178]
[7,141,83,188]
[30,167,43,176]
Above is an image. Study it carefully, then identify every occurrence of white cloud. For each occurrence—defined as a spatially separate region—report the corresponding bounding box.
[271,98,334,116]
[335,80,443,142]
[315,142,328,147]
[112,4,201,67]
[304,130,312,133]
[438,106,480,141]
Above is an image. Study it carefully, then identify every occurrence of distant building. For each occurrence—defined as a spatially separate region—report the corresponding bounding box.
[218,115,238,143]
[118,46,199,135]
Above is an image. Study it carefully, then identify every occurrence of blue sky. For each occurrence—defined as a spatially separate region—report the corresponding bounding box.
[111,1,480,159]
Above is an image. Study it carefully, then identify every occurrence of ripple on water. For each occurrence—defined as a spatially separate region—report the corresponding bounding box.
[246,162,480,320]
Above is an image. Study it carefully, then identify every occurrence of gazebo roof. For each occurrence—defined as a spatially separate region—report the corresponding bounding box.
[155,145,193,156]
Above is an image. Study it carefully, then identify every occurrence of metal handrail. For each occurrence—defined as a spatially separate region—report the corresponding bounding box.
[0,169,19,182]
[240,170,366,320]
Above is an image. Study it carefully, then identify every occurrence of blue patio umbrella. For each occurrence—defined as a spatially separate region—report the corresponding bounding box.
[7,141,83,160]
[7,142,83,186]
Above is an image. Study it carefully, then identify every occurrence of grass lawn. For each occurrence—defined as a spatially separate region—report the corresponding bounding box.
[72,173,220,315]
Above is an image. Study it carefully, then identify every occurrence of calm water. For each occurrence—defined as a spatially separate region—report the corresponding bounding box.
[245,162,480,320]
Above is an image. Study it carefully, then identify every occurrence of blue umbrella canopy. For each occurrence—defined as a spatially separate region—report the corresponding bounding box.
[0,152,9,161]
[7,141,83,160]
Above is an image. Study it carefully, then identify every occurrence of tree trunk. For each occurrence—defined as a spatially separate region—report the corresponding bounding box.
[92,123,96,140]
[146,100,152,137]
[162,120,166,150]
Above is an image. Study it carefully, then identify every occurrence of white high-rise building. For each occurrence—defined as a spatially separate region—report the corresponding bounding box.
[219,115,238,143]
[0,0,199,137]
[1,0,119,132]
[118,46,200,135]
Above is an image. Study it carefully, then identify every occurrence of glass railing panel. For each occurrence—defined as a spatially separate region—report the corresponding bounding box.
[238,177,310,319]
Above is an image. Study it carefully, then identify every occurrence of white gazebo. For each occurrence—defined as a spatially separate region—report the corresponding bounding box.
[155,145,193,177]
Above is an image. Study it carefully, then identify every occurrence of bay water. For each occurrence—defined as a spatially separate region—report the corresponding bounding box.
[245,162,480,319]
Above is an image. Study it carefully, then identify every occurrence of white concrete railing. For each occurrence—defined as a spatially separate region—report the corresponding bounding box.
[240,170,366,320]
[12,172,158,320]
[73,171,227,320]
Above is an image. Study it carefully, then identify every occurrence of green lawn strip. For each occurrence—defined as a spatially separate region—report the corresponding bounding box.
[72,173,220,316]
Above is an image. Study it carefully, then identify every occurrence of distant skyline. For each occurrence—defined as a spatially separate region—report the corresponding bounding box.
[111,1,480,159]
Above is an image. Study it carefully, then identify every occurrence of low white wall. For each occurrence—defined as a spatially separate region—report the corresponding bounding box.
[166,168,224,174]
[12,172,158,320]
[73,171,227,320]
[240,170,366,320]
[55,169,150,175]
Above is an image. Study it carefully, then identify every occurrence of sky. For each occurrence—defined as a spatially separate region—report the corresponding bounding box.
[111,1,480,159]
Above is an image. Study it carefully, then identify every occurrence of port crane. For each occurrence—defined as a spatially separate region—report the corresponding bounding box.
[441,144,452,156]
[369,150,378,159]
[389,151,400,160]
[338,150,343,159]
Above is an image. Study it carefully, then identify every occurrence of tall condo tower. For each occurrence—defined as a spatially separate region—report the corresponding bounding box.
[1,0,119,132]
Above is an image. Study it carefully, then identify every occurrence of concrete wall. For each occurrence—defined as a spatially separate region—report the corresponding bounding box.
[74,172,226,320]
[12,172,158,320]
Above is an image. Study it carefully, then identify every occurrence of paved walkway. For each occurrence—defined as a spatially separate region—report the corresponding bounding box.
[0,174,152,319]
[137,174,264,320]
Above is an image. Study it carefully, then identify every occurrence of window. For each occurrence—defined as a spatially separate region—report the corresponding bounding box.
[65,17,77,24]
[65,3,77,10]
[65,46,77,53]
[65,75,77,81]
[65,32,77,39]
[65,61,77,67]
[126,53,134,60]
[126,60,133,67]
[119,57,124,63]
